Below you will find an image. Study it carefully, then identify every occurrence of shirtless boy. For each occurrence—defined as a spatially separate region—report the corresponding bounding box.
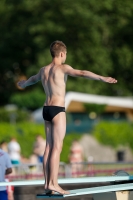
[18,40,117,195]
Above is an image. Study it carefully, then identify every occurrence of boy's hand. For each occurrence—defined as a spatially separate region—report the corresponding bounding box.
[101,77,117,83]
[17,80,26,89]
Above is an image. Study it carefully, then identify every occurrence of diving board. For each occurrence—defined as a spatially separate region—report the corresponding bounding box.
[1,175,133,187]
[37,183,133,199]
[37,171,133,200]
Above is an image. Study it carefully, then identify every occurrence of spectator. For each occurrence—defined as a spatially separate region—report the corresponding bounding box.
[8,138,21,165]
[29,153,38,165]
[0,148,12,200]
[0,141,8,152]
[33,135,46,163]
[28,153,39,175]
[69,140,84,177]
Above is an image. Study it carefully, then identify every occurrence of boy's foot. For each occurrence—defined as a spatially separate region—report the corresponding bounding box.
[48,184,70,195]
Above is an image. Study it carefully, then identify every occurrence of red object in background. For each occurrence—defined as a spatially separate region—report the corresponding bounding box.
[7,185,14,193]
[6,179,14,200]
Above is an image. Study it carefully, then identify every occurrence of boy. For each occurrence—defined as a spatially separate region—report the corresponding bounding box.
[18,40,117,194]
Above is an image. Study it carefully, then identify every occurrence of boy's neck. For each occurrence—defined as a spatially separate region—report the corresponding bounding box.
[52,57,63,65]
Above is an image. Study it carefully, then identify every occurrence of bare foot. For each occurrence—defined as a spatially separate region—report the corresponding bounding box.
[48,184,70,195]
[63,190,70,195]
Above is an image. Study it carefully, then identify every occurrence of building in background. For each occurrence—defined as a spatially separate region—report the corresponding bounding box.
[31,92,133,133]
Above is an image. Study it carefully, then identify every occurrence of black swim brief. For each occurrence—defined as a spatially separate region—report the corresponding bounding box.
[42,106,65,122]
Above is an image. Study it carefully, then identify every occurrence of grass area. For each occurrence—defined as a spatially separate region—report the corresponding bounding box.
[92,121,133,151]
[0,122,82,162]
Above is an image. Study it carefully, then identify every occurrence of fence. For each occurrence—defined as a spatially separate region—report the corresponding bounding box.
[7,162,133,181]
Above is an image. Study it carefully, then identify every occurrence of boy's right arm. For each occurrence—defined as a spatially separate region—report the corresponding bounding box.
[17,68,42,89]
[63,65,117,84]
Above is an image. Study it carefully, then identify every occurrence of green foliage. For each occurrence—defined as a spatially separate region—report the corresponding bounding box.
[0,122,81,162]
[0,0,133,107]
[0,107,29,122]
[92,121,133,150]
[0,122,45,158]
[10,88,45,110]
[83,103,106,114]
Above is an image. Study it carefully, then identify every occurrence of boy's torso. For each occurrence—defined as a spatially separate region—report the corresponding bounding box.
[41,64,67,107]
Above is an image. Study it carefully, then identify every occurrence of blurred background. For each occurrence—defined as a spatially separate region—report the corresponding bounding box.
[0,0,133,187]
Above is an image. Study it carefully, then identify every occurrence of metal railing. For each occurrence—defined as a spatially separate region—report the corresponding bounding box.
[6,161,133,181]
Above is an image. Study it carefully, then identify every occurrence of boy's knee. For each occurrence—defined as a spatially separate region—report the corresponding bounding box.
[53,142,63,152]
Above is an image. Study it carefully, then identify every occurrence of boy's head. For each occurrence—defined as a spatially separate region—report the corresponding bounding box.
[50,40,67,59]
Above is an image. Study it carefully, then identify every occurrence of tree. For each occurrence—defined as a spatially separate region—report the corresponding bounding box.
[0,0,133,109]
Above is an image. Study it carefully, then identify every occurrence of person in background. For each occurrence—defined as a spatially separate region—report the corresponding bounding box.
[0,141,8,152]
[28,152,40,176]
[33,135,46,163]
[0,148,12,200]
[29,152,38,165]
[69,140,84,177]
[8,137,21,165]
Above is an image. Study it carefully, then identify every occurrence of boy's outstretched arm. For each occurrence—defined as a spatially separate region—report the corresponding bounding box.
[64,65,117,83]
[17,69,42,89]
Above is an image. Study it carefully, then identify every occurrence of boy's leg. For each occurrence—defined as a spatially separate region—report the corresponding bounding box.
[43,120,52,191]
[48,112,69,194]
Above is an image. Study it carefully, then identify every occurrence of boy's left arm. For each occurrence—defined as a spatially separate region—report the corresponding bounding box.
[17,69,42,89]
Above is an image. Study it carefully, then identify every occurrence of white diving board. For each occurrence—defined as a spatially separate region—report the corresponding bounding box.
[1,175,133,187]
[36,183,133,198]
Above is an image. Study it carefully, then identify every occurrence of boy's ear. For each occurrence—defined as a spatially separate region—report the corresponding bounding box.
[60,52,64,57]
